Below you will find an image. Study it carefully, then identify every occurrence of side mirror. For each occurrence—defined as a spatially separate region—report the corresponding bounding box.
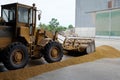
[38,10,42,20]
[38,14,41,20]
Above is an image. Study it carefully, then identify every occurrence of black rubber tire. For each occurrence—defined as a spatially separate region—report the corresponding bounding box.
[44,41,63,63]
[2,42,29,70]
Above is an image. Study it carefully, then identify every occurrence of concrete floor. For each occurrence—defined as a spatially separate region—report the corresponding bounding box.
[29,58,120,80]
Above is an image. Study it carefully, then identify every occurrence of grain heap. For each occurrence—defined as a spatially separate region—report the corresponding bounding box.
[0,45,120,80]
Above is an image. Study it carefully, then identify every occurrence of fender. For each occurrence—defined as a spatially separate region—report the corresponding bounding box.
[38,38,52,47]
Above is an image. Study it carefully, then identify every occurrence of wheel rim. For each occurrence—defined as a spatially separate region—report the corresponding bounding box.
[50,47,59,58]
[12,49,24,65]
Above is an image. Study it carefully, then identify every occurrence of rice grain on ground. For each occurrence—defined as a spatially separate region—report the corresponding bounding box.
[0,45,120,80]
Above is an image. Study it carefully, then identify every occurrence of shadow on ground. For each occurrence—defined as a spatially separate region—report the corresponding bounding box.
[66,50,87,57]
[0,58,46,72]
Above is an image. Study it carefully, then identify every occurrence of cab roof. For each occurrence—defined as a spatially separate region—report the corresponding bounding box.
[1,3,33,9]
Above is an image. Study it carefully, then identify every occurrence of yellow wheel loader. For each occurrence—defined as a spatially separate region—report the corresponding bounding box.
[0,3,63,70]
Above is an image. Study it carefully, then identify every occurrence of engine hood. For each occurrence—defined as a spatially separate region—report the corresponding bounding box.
[0,25,13,37]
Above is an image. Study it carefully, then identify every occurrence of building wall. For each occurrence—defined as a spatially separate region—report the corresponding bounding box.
[75,0,108,37]
[75,27,95,37]
[75,0,108,28]
[96,9,120,37]
[75,0,120,37]
[113,0,120,7]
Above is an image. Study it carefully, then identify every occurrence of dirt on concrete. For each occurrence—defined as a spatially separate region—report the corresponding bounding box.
[0,45,120,80]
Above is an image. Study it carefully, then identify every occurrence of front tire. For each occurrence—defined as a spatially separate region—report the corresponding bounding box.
[2,42,29,70]
[44,42,63,63]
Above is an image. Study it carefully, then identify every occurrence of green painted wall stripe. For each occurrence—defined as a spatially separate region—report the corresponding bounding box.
[96,9,120,36]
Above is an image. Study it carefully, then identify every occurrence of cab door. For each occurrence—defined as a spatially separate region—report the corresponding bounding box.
[29,6,36,36]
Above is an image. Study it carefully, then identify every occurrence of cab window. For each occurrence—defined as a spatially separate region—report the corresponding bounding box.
[18,7,28,23]
[2,7,15,22]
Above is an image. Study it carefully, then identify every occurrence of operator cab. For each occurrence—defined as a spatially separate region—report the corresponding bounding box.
[0,3,42,38]
[1,3,36,27]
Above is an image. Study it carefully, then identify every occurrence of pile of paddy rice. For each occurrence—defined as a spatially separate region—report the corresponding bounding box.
[0,45,120,80]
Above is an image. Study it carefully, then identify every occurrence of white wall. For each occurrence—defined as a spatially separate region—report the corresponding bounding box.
[75,27,95,38]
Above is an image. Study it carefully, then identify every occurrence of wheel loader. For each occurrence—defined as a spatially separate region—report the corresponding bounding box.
[0,3,63,70]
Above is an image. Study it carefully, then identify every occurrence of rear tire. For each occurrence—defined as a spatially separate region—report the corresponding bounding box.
[44,42,63,63]
[2,42,29,70]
